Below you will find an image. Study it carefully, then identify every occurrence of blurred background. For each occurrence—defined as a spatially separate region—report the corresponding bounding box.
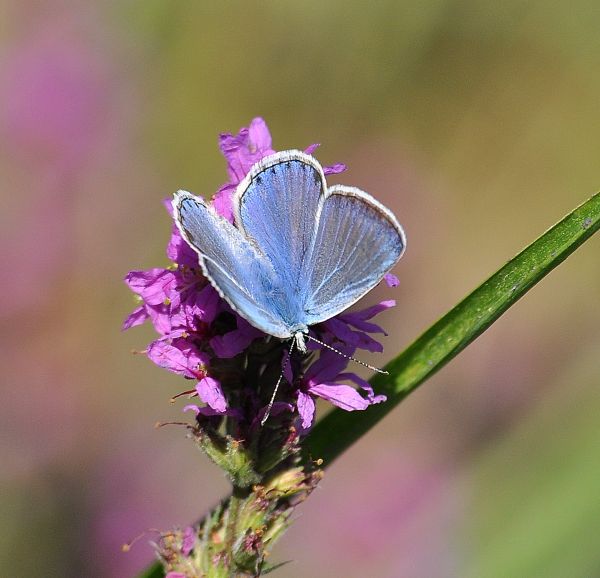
[1,2,599,577]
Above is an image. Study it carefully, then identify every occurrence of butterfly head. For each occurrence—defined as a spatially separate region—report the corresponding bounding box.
[293,330,308,354]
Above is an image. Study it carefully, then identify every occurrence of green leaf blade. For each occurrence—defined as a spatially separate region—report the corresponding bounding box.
[306,192,600,464]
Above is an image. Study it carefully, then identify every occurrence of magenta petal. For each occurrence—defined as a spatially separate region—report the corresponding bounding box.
[166,226,198,267]
[247,117,273,151]
[337,315,386,335]
[305,349,349,384]
[125,269,179,307]
[344,300,396,321]
[162,197,174,217]
[322,317,360,344]
[337,372,387,404]
[212,183,236,222]
[165,573,186,578]
[183,404,201,415]
[338,371,372,393]
[196,376,227,413]
[182,526,195,556]
[304,143,320,155]
[219,118,275,183]
[210,316,262,358]
[297,391,316,429]
[122,305,148,330]
[147,339,208,378]
[184,404,239,417]
[384,273,399,287]
[323,162,346,175]
[185,284,221,325]
[146,303,176,336]
[309,383,370,411]
[352,331,384,353]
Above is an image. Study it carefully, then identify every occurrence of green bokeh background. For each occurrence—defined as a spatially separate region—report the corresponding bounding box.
[1,2,599,577]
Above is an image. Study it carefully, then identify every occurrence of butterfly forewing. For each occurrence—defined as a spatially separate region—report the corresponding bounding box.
[173,192,293,338]
[235,151,325,293]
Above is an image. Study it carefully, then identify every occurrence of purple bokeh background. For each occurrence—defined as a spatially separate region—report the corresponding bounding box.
[2,3,600,577]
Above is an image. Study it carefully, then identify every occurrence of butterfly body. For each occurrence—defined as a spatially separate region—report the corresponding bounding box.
[173,150,406,351]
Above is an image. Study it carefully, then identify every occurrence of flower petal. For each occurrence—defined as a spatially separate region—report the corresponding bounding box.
[181,526,195,556]
[323,162,346,175]
[196,376,227,413]
[125,269,180,307]
[122,305,148,330]
[305,348,349,385]
[147,338,208,379]
[297,391,316,429]
[337,372,387,404]
[322,317,384,352]
[212,183,236,222]
[219,117,274,183]
[210,316,262,358]
[309,383,370,411]
[166,225,198,267]
[384,273,399,287]
[184,283,222,326]
[247,117,272,151]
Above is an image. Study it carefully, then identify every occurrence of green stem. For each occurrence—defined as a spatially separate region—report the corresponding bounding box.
[224,485,244,558]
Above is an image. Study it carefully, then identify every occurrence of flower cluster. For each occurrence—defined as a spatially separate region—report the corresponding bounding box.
[123,118,396,430]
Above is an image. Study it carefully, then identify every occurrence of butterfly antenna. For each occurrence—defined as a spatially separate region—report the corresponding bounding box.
[304,334,388,374]
[261,336,297,426]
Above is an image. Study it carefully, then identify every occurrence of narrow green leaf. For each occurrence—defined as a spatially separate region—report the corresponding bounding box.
[136,192,599,578]
[305,192,600,465]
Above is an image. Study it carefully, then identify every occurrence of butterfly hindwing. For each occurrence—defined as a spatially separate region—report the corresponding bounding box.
[300,185,406,325]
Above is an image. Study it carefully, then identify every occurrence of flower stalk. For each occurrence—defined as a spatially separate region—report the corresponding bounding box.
[124,118,398,576]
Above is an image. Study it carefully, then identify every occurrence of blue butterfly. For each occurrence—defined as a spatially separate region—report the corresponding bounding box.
[173,150,406,354]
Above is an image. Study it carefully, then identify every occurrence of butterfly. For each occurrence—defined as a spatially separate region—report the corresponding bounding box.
[172,150,406,354]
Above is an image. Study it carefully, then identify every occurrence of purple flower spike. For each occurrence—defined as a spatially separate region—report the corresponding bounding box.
[124,116,396,428]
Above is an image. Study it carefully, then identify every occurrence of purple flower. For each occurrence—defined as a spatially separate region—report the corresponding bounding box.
[124,117,394,425]
[320,300,395,354]
[296,348,387,430]
[212,117,347,221]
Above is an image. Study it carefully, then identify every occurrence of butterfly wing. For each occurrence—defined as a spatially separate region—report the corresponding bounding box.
[173,191,293,338]
[301,185,406,325]
[234,151,325,295]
